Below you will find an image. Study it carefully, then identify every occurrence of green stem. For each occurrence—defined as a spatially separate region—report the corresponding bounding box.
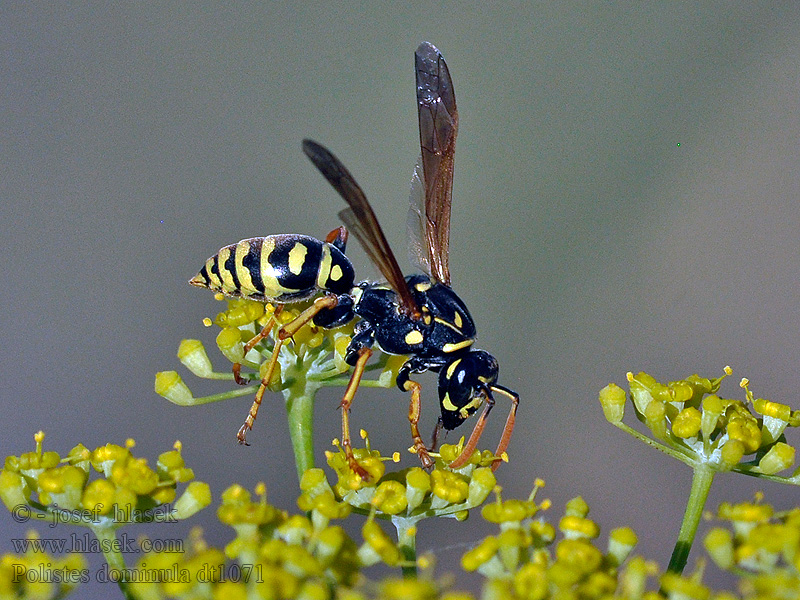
[91,525,136,600]
[393,516,418,578]
[283,374,321,484]
[667,463,715,574]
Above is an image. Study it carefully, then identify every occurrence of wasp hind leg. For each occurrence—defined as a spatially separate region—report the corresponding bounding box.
[236,295,339,444]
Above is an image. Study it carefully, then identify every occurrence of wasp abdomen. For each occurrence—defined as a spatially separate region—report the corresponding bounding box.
[190,234,355,302]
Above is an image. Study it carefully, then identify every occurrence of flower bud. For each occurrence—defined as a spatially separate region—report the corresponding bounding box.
[172,482,211,519]
[607,526,638,565]
[704,527,734,569]
[643,400,667,440]
[483,498,533,524]
[299,468,333,500]
[216,327,245,363]
[564,497,589,518]
[372,480,408,515]
[555,539,603,575]
[757,442,794,475]
[431,470,469,506]
[314,525,348,568]
[177,339,213,377]
[727,416,761,454]
[158,449,194,483]
[333,334,351,372]
[461,536,498,572]
[0,469,30,511]
[559,515,600,540]
[225,301,263,327]
[155,371,195,406]
[754,399,791,445]
[619,556,652,599]
[669,381,693,404]
[360,520,402,567]
[628,372,657,415]
[672,407,702,439]
[111,457,159,495]
[700,394,724,439]
[377,354,407,388]
[659,572,710,600]
[467,468,496,506]
[599,383,626,423]
[719,439,745,470]
[405,468,431,513]
[38,466,86,510]
[81,479,116,515]
[513,563,548,600]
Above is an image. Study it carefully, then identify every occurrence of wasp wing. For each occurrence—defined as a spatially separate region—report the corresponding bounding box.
[414,41,458,286]
[406,155,432,277]
[302,139,419,316]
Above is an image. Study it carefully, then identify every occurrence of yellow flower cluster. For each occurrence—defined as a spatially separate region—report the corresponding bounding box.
[704,495,800,596]
[156,297,402,408]
[157,295,420,484]
[599,369,800,478]
[127,480,420,600]
[0,531,88,600]
[460,489,648,600]
[320,432,497,521]
[0,433,210,526]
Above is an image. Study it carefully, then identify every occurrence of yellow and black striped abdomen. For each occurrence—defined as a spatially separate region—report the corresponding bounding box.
[190,234,355,303]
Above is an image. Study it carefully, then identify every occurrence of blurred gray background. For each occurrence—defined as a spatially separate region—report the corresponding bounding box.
[3,2,800,596]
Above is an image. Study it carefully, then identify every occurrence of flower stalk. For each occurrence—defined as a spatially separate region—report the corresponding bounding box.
[666,462,715,574]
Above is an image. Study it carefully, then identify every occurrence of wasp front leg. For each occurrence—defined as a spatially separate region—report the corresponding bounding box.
[237,295,339,444]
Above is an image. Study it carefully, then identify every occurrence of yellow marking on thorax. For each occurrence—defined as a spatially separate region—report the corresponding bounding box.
[442,339,474,353]
[287,242,308,276]
[434,316,464,333]
[414,280,432,292]
[405,330,424,346]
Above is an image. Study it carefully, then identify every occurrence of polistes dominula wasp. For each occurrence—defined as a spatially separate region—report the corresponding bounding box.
[190,42,519,475]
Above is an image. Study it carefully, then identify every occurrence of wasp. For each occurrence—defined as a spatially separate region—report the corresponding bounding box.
[190,42,518,474]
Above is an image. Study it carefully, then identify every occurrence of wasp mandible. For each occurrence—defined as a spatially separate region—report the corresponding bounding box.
[191,43,519,475]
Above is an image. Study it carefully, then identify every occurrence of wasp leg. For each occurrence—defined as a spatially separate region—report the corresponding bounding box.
[447,385,519,472]
[488,385,519,471]
[430,418,444,452]
[232,306,284,385]
[236,295,339,444]
[338,347,373,479]
[447,390,494,470]
[402,378,434,469]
